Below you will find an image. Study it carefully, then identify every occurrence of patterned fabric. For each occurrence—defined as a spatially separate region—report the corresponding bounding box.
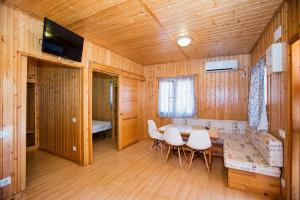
[248,58,267,130]
[158,76,196,118]
[223,133,281,177]
[173,118,247,134]
[246,128,283,167]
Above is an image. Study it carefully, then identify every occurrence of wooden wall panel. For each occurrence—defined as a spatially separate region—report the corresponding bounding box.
[37,61,83,163]
[0,2,144,199]
[92,75,114,121]
[0,3,15,199]
[144,54,250,129]
[250,2,298,200]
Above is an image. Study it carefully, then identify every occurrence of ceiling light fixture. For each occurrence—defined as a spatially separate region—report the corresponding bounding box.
[176,36,192,47]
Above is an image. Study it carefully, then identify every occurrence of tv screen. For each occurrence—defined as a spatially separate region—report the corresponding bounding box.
[42,18,84,62]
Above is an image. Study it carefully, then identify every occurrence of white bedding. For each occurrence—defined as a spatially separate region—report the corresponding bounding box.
[92,120,112,134]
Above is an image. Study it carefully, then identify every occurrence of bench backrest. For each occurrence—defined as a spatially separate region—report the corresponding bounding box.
[245,127,283,167]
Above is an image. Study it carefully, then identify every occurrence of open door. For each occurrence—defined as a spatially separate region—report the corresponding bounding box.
[118,76,139,150]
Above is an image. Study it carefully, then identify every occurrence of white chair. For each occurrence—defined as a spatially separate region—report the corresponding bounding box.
[147,120,165,156]
[186,130,212,172]
[164,127,187,168]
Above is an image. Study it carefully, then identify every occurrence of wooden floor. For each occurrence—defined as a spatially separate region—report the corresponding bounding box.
[22,138,270,200]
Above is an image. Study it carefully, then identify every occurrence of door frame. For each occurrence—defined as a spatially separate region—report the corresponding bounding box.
[89,68,120,155]
[87,62,144,164]
[290,39,300,200]
[16,51,85,194]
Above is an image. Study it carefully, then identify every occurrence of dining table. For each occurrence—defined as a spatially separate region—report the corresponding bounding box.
[158,124,219,138]
[158,124,220,168]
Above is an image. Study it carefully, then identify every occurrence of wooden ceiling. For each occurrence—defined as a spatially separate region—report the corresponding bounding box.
[5,0,283,65]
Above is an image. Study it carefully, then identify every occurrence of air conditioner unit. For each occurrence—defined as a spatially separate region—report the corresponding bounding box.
[205,60,238,72]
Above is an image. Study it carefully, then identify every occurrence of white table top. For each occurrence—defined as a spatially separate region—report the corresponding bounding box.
[159,124,219,138]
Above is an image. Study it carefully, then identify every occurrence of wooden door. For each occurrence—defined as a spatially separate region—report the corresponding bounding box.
[291,39,300,200]
[118,77,139,150]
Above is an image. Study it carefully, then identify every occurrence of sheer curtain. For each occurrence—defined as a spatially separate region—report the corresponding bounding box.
[158,76,196,118]
[248,58,268,131]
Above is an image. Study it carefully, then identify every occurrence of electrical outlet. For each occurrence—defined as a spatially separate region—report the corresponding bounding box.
[0,130,10,139]
[0,177,11,187]
[279,129,285,139]
[72,117,77,123]
[72,146,77,152]
[281,177,286,188]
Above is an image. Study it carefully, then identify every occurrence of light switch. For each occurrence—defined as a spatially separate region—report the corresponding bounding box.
[72,117,77,123]
[72,146,77,152]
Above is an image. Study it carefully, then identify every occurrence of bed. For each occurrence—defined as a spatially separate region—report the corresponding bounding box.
[92,120,112,134]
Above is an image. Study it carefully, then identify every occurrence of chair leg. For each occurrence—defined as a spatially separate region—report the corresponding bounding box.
[188,150,194,172]
[203,151,210,173]
[160,141,163,157]
[166,145,171,162]
[178,147,182,169]
[182,148,188,162]
[150,139,155,152]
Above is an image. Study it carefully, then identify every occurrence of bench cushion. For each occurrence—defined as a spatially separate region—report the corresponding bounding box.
[223,133,281,177]
[246,128,283,167]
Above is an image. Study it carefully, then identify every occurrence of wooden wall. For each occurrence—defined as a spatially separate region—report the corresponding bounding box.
[144,54,251,130]
[0,2,144,199]
[250,1,299,199]
[92,74,114,121]
[37,61,83,163]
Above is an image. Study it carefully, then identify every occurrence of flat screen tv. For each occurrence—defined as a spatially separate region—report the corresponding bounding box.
[42,18,84,62]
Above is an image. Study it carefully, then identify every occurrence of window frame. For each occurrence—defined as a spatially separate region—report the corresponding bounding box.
[157,75,196,118]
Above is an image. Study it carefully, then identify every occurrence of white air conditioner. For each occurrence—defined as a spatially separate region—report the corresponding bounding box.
[204,60,238,72]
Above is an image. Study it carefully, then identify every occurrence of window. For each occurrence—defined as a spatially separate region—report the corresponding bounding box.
[109,80,113,110]
[264,66,268,106]
[158,76,196,118]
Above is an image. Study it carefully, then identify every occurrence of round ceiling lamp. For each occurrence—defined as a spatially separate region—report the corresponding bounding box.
[176,36,192,47]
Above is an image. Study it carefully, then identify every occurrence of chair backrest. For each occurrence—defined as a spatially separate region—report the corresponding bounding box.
[147,120,157,130]
[147,120,162,140]
[186,130,212,150]
[164,127,184,146]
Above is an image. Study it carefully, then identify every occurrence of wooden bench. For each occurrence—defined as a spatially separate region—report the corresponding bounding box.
[222,129,283,199]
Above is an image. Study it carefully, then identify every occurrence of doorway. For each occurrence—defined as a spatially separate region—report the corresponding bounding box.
[25,58,83,189]
[291,39,300,200]
[91,71,118,156]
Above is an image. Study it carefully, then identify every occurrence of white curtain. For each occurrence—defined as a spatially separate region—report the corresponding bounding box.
[158,76,196,118]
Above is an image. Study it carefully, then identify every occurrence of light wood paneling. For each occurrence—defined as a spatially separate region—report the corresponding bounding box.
[291,40,300,200]
[145,54,250,129]
[0,3,15,199]
[250,2,292,200]
[37,61,82,163]
[92,74,114,121]
[4,0,283,64]
[0,2,143,199]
